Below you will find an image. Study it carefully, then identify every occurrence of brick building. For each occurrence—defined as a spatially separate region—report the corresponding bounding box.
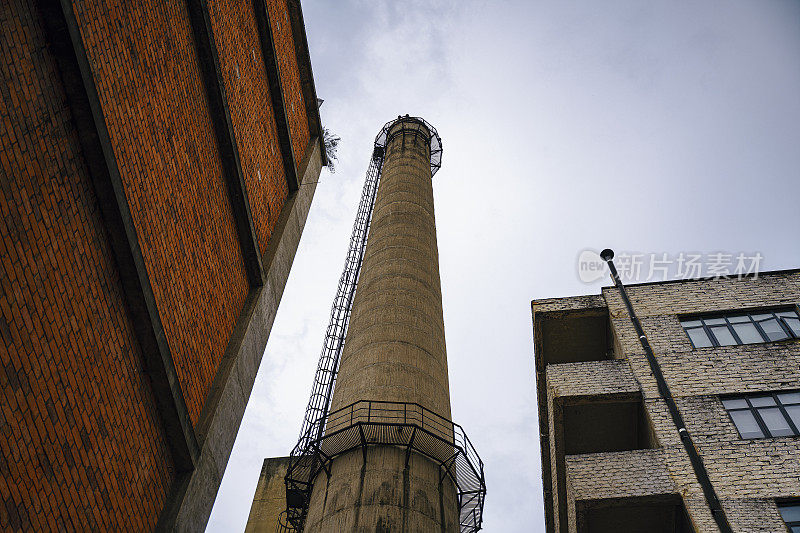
[533,269,800,532]
[1,0,324,530]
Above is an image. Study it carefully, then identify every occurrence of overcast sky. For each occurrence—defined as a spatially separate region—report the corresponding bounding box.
[207,2,800,531]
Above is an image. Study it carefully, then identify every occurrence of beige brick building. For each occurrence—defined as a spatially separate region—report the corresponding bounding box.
[533,269,800,533]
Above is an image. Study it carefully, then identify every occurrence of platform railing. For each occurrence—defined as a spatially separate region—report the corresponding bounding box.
[283,400,485,532]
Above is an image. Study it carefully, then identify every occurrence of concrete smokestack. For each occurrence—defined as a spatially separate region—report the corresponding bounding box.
[304,116,458,531]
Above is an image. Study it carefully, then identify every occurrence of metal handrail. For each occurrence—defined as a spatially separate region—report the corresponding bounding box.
[322,400,484,470]
[284,400,486,532]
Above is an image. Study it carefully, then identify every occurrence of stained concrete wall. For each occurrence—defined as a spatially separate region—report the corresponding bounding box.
[245,457,291,533]
[304,118,458,532]
[326,120,451,418]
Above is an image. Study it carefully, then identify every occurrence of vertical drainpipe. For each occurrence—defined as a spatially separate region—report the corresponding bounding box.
[601,248,733,533]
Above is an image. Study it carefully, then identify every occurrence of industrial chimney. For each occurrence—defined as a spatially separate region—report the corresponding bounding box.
[282,116,485,532]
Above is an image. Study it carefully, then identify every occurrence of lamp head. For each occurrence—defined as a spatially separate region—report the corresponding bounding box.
[600,249,615,261]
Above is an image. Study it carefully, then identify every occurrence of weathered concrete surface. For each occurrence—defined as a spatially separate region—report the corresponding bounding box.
[327,119,451,418]
[305,447,458,532]
[245,457,291,533]
[305,118,458,532]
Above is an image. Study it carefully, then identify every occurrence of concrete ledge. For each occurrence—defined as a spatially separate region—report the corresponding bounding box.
[533,295,611,533]
[573,493,690,533]
[546,360,639,400]
[566,449,674,501]
[532,294,606,314]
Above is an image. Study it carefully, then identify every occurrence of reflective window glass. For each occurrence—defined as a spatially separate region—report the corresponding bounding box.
[731,322,762,344]
[687,328,713,348]
[682,308,800,348]
[758,318,789,341]
[749,396,776,407]
[786,406,800,431]
[784,317,800,337]
[721,398,747,409]
[758,408,793,437]
[723,391,800,441]
[729,410,764,439]
[726,315,750,323]
[710,326,737,346]
[778,393,800,405]
[779,504,800,523]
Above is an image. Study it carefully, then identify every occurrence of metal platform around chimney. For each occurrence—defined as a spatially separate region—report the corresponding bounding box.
[283,400,486,532]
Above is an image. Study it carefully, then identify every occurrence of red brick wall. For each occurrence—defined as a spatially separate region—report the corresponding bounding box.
[0,2,174,530]
[71,0,249,425]
[267,0,311,171]
[208,0,289,258]
[2,0,318,529]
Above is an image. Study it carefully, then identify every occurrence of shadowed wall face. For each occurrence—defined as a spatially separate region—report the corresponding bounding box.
[304,119,457,532]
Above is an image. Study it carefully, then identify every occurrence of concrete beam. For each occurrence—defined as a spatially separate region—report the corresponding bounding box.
[245,457,291,532]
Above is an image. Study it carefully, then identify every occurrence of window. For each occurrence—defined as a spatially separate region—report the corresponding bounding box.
[722,392,800,439]
[681,308,800,348]
[779,503,800,533]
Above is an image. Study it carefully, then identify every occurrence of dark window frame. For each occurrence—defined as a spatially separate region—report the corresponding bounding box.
[721,391,800,440]
[680,306,800,349]
[777,501,800,532]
